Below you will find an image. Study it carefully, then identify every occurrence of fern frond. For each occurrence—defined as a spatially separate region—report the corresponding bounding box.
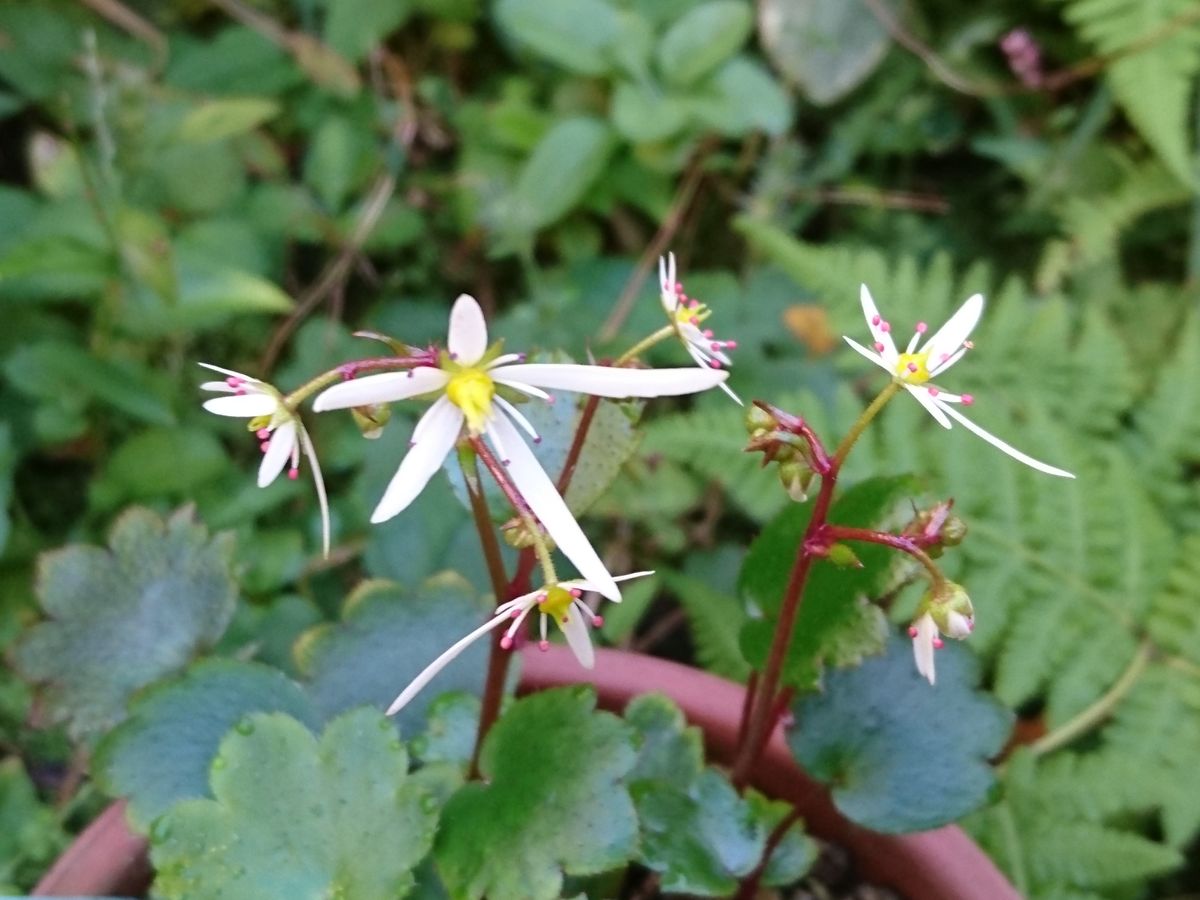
[1148,533,1200,666]
[1060,0,1200,183]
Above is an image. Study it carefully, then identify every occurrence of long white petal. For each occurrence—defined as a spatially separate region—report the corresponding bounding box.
[447,294,489,366]
[842,336,894,375]
[559,607,595,669]
[494,396,540,442]
[200,381,236,393]
[312,367,449,412]
[258,420,296,487]
[205,393,278,418]
[905,385,952,429]
[570,570,655,601]
[913,613,937,685]
[486,414,620,601]
[298,425,331,557]
[371,401,464,522]
[198,362,257,382]
[938,401,1075,478]
[860,285,898,361]
[921,293,983,364]
[490,363,727,398]
[492,378,552,401]
[659,254,678,313]
[387,612,511,715]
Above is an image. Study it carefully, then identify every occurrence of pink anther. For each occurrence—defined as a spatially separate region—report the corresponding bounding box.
[874,342,885,352]
[287,467,299,480]
[260,441,271,453]
[907,362,918,373]
[500,635,513,650]
[962,394,974,406]
[538,640,550,651]
[880,321,891,333]
[871,315,881,326]
[908,626,919,638]
[928,388,939,397]
[592,615,604,627]
[256,428,271,439]
[933,637,945,649]
[915,322,927,333]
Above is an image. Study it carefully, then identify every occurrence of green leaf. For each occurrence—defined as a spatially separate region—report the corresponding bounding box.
[95,660,318,832]
[494,0,624,75]
[662,571,751,680]
[296,574,495,733]
[758,0,892,104]
[14,507,237,740]
[497,118,615,245]
[657,1,752,86]
[0,424,15,554]
[151,709,437,900]
[324,0,413,62]
[175,98,281,143]
[612,81,690,144]
[174,257,296,324]
[435,686,638,900]
[626,694,814,894]
[789,636,1011,832]
[1062,0,1200,184]
[0,759,66,891]
[304,115,376,212]
[690,56,792,136]
[739,476,912,690]
[3,341,175,426]
[411,692,481,771]
[91,428,229,507]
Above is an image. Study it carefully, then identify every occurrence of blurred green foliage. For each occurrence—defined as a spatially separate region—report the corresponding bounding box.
[1,0,1199,896]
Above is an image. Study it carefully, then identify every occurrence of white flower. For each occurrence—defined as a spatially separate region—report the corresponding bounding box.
[386,571,653,715]
[844,286,1074,479]
[659,252,742,405]
[909,582,975,685]
[199,363,330,555]
[313,294,728,600]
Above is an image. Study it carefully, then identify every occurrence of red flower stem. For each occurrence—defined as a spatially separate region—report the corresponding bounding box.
[752,400,831,474]
[334,354,436,379]
[820,524,945,584]
[732,805,804,900]
[458,445,516,780]
[468,436,535,517]
[737,671,759,739]
[557,394,600,494]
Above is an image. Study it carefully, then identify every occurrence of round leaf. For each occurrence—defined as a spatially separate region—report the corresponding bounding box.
[435,687,638,899]
[788,636,1012,833]
[94,660,317,831]
[151,709,437,900]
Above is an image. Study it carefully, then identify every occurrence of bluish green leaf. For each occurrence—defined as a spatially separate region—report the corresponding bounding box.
[495,0,623,75]
[657,1,752,86]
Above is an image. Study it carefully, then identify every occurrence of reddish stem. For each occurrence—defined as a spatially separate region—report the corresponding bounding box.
[557,394,601,494]
[335,353,436,379]
[469,436,534,517]
[752,400,832,474]
[732,805,804,900]
[820,524,944,582]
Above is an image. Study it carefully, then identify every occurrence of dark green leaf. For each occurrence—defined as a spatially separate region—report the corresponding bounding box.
[0,759,66,891]
[14,507,237,740]
[435,687,638,899]
[151,709,437,900]
[324,0,413,62]
[789,636,1011,832]
[94,660,318,831]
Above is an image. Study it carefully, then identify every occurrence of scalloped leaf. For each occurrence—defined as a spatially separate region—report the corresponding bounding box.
[151,709,437,900]
[789,636,1011,833]
[434,687,638,900]
[94,660,318,831]
[14,507,237,740]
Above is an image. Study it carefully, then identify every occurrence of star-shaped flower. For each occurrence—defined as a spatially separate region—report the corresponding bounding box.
[313,294,727,599]
[844,286,1074,478]
[659,252,741,405]
[200,364,330,554]
[386,571,652,715]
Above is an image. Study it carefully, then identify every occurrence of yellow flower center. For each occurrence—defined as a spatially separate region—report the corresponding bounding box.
[539,586,575,626]
[895,351,932,384]
[673,303,711,327]
[446,367,495,434]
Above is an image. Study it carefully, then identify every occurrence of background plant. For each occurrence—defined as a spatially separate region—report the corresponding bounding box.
[1,0,1199,897]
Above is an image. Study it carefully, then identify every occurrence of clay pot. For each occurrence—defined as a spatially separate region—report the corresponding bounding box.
[34,646,1018,899]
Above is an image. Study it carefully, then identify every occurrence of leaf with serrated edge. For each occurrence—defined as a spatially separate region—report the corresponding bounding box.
[14,507,237,740]
[435,687,638,900]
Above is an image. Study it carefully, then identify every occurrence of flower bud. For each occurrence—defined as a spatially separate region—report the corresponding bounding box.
[826,542,863,569]
[923,581,974,639]
[940,516,967,547]
[351,404,391,439]
[744,404,777,436]
[779,459,814,502]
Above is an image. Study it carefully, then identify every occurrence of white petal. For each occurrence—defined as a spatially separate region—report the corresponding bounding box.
[945,610,973,639]
[495,396,540,442]
[860,285,898,360]
[198,362,257,382]
[921,293,983,364]
[492,378,552,401]
[659,253,678,313]
[486,414,620,601]
[312,367,449,412]
[491,363,727,398]
[938,401,1075,478]
[298,425,331,557]
[913,613,937,685]
[447,294,489,366]
[569,570,655,601]
[204,393,278,417]
[200,381,236,393]
[559,606,595,669]
[929,345,969,378]
[842,336,894,375]
[258,420,296,487]
[387,612,511,715]
[371,399,464,522]
[905,385,952,429]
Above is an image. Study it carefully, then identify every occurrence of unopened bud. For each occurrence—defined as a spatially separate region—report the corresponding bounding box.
[922,582,974,639]
[779,459,814,502]
[745,404,777,436]
[501,517,555,551]
[351,404,391,439]
[826,543,863,569]
[940,516,967,547]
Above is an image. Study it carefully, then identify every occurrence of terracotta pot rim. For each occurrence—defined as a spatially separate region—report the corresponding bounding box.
[33,645,1019,900]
